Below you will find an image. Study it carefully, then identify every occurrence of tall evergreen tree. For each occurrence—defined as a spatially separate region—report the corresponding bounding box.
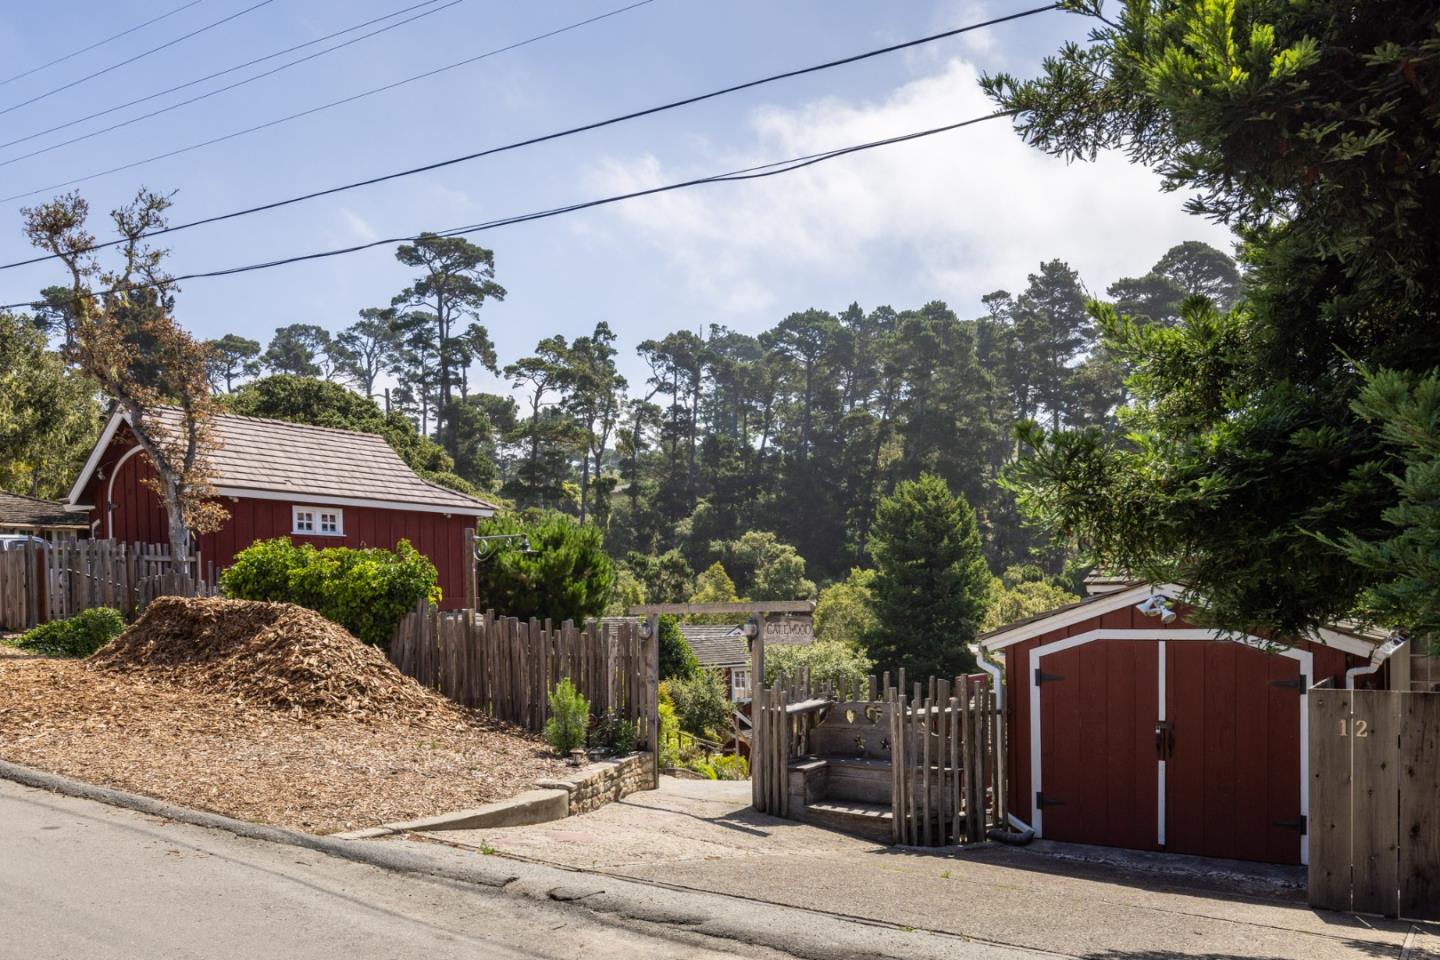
[391,234,505,459]
[864,474,989,678]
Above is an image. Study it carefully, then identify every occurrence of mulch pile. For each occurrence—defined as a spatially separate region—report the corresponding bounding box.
[0,599,569,832]
[91,597,442,721]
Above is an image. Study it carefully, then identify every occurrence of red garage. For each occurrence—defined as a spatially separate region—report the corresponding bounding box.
[979,582,1403,866]
[65,407,497,608]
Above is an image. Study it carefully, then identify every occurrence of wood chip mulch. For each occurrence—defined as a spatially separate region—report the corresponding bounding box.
[0,599,568,833]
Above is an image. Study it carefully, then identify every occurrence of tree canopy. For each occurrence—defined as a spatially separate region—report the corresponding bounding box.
[985,0,1440,640]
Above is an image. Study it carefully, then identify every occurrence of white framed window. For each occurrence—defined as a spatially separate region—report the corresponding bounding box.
[731,668,751,701]
[293,506,343,536]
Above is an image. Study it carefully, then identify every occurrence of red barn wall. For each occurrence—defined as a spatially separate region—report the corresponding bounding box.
[1001,602,1359,829]
[84,435,474,610]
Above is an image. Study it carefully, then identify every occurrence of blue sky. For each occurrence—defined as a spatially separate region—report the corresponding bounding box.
[0,0,1231,394]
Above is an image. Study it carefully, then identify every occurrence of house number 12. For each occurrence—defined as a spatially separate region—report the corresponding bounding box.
[1338,718,1370,738]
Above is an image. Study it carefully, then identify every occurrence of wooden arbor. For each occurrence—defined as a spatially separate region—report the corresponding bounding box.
[633,599,814,795]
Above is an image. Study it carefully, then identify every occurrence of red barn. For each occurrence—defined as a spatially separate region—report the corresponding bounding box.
[65,407,497,608]
[979,582,1409,866]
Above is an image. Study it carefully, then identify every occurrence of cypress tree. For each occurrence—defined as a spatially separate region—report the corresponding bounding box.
[864,473,990,678]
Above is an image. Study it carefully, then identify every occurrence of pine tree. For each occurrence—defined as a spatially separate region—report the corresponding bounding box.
[864,474,990,678]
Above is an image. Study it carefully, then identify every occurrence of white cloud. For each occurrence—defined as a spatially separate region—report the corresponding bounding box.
[582,58,1232,319]
[335,207,379,243]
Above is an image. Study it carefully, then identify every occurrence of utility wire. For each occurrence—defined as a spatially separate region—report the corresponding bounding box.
[0,0,452,155]
[0,111,1011,309]
[0,2,1054,268]
[0,0,210,88]
[0,0,663,207]
[0,0,278,118]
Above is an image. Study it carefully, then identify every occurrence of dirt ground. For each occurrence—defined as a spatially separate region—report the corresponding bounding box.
[416,777,1437,960]
[0,647,567,833]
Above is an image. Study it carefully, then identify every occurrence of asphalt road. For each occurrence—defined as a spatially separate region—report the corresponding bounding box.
[0,778,790,960]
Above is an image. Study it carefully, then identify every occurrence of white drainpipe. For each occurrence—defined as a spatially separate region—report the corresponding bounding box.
[971,644,1033,834]
[1345,634,1408,689]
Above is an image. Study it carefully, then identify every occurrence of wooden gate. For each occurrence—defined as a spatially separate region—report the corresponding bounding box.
[1031,636,1310,864]
[751,669,1005,846]
[1309,683,1440,920]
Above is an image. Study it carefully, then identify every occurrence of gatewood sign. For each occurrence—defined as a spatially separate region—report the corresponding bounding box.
[764,616,813,645]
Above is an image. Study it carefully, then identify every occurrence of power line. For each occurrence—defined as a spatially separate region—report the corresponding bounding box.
[0,3,1055,267]
[0,0,453,155]
[0,111,1012,310]
[0,0,210,88]
[0,0,278,118]
[0,0,664,208]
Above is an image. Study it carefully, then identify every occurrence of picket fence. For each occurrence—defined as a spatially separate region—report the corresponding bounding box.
[0,539,216,631]
[390,603,655,736]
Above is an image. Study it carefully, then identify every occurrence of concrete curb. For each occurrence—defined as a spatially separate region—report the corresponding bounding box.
[333,789,570,840]
[0,758,521,888]
[0,759,1037,960]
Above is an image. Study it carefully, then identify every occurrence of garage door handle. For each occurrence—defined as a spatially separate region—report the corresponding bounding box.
[1155,721,1174,760]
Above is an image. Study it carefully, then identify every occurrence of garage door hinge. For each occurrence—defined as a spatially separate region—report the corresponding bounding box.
[1036,792,1064,809]
[1273,815,1307,834]
[1034,668,1065,685]
[1270,675,1309,694]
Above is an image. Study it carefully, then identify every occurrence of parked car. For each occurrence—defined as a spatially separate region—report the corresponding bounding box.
[0,535,50,552]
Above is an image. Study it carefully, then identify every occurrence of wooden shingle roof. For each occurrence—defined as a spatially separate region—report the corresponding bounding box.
[678,623,749,668]
[0,490,86,529]
[70,407,498,516]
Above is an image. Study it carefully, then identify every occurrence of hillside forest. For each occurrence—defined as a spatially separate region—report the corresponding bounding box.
[3,231,1240,608]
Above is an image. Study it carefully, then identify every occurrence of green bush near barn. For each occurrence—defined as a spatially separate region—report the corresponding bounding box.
[220,538,440,648]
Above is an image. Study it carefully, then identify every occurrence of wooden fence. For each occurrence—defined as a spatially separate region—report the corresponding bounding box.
[390,603,655,737]
[0,539,215,631]
[752,668,1005,846]
[1309,682,1440,920]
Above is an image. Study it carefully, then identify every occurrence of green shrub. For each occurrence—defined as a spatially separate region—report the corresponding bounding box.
[658,615,699,680]
[471,512,615,623]
[17,607,124,658]
[764,639,874,690]
[684,757,718,780]
[668,669,732,737]
[220,538,440,648]
[588,708,637,756]
[657,700,681,768]
[543,678,590,755]
[710,754,749,781]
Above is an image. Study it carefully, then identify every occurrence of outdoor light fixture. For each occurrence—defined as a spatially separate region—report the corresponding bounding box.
[472,533,535,563]
[638,620,654,640]
[1135,594,1177,624]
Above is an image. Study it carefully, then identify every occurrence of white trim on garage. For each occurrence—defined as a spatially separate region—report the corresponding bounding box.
[982,584,1186,652]
[1027,628,1313,864]
[983,582,1378,660]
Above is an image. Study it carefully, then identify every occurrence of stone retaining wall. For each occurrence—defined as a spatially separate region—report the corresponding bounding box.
[535,752,655,816]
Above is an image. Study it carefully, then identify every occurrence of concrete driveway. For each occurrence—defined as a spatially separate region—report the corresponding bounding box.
[422,777,1436,960]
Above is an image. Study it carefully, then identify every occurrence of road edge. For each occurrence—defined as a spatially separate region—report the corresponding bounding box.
[0,759,1041,960]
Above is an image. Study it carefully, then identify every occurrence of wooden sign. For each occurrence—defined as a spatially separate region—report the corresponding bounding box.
[764,615,813,645]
